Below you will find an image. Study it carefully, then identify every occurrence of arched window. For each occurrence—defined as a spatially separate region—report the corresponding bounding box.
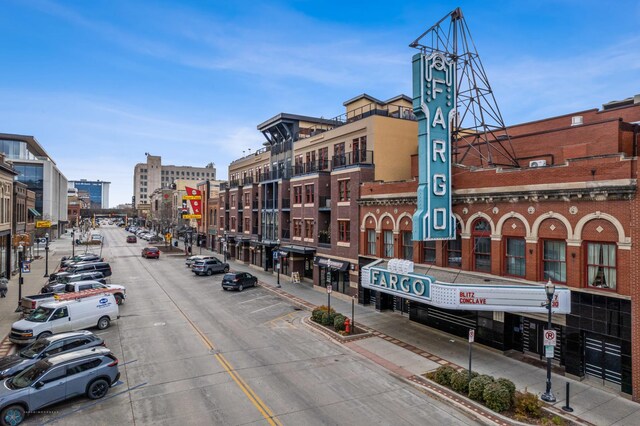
[473,218,491,273]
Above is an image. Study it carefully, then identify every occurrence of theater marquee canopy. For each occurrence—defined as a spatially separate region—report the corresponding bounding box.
[361,260,571,314]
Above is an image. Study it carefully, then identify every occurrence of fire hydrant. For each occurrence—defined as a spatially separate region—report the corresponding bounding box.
[345,318,351,334]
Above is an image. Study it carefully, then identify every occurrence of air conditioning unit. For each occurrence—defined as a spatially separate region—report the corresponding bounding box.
[529,160,547,168]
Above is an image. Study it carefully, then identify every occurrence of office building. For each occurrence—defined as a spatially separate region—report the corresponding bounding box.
[68,179,110,209]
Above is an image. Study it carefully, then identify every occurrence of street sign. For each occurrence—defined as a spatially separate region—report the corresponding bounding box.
[545,345,555,358]
[327,286,332,294]
[21,262,31,273]
[273,251,278,260]
[543,329,557,346]
[182,214,202,219]
[468,329,475,343]
[36,220,51,228]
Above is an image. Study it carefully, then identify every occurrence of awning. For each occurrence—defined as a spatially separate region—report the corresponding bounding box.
[28,208,41,217]
[280,245,316,255]
[313,256,350,272]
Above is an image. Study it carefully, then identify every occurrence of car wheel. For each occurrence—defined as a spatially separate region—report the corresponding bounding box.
[223,266,229,273]
[115,294,123,305]
[86,378,110,400]
[222,287,228,291]
[206,269,213,276]
[97,316,110,330]
[37,331,52,340]
[1,404,25,426]
[238,284,244,292]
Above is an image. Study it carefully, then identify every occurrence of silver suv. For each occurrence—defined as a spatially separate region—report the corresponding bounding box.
[192,258,229,276]
[0,347,120,425]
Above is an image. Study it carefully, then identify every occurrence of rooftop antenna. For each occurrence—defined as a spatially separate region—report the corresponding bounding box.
[410,7,519,168]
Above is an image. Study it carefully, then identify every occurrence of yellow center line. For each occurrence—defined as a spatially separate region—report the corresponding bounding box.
[188,320,282,426]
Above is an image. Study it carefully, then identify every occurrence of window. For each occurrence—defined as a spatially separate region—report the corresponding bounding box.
[293,186,302,204]
[41,366,66,383]
[62,338,90,352]
[352,136,367,163]
[586,242,616,290]
[231,217,236,230]
[318,147,329,170]
[338,180,350,201]
[52,307,68,319]
[244,218,250,231]
[472,219,491,272]
[446,224,462,267]
[383,231,394,258]
[505,238,525,277]
[422,241,436,264]
[402,231,413,260]
[338,220,350,242]
[293,220,302,237]
[244,193,250,206]
[231,195,236,206]
[543,240,566,283]
[305,220,314,239]
[305,184,315,204]
[333,142,346,167]
[367,229,376,255]
[67,359,101,376]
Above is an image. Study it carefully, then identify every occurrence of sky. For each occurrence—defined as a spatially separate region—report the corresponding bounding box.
[1,0,639,206]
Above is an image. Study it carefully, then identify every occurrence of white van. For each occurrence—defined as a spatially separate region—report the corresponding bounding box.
[10,293,119,345]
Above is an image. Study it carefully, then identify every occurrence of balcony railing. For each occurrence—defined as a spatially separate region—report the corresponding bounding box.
[259,168,292,181]
[318,232,331,245]
[318,196,331,210]
[241,176,254,186]
[292,159,331,176]
[229,180,240,188]
[270,140,293,155]
[332,150,374,169]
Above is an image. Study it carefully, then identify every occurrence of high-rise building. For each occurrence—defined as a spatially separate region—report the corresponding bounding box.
[0,133,68,237]
[68,179,110,209]
[132,154,216,209]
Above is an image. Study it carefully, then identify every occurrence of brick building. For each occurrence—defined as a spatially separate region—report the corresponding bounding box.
[358,95,640,398]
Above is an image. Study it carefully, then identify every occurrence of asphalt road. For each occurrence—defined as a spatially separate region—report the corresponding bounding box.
[26,225,479,425]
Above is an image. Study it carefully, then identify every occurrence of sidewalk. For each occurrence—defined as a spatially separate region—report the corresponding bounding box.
[197,246,640,426]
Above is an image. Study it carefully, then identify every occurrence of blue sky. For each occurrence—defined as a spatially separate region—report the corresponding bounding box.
[1,0,639,206]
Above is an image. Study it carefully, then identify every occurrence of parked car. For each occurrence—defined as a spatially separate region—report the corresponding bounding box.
[0,347,120,425]
[42,272,106,293]
[60,254,103,268]
[141,247,160,259]
[192,258,229,276]
[221,272,258,291]
[0,331,104,379]
[64,262,112,278]
[126,235,137,243]
[185,255,215,268]
[10,294,119,345]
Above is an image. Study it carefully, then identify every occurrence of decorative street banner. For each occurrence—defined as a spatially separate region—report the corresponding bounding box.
[412,51,457,240]
[185,187,202,223]
[362,260,571,314]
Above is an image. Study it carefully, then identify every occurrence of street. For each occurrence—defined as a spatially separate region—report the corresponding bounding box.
[21,225,479,425]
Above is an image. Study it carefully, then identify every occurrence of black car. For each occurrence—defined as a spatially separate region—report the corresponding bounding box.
[64,262,112,278]
[0,331,104,379]
[42,272,106,293]
[221,272,258,291]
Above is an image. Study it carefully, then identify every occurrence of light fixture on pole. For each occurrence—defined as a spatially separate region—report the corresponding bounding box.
[15,244,24,313]
[541,279,556,403]
[43,233,50,278]
[223,231,228,263]
[71,229,75,257]
[275,238,281,288]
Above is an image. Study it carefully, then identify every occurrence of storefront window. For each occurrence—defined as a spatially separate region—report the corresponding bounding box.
[586,242,616,290]
[543,240,566,283]
[505,238,525,277]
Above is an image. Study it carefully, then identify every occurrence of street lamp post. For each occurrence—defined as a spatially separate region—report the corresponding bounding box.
[71,230,75,257]
[15,244,24,313]
[541,279,557,403]
[223,231,228,263]
[275,239,281,288]
[43,233,50,278]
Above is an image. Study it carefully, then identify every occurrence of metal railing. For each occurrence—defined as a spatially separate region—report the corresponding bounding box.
[302,104,416,136]
[292,159,331,176]
[229,180,240,188]
[332,150,374,169]
[259,168,292,181]
[318,232,331,245]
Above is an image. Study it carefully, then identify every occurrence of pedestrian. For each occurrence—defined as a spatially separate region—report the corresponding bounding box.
[0,274,8,298]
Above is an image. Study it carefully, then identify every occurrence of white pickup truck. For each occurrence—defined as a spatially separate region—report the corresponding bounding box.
[20,280,126,314]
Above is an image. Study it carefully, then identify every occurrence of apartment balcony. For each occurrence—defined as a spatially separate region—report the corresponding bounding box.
[292,159,331,177]
[332,150,374,169]
[318,231,331,247]
[229,180,240,188]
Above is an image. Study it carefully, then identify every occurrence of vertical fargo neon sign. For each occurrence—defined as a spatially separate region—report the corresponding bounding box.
[412,52,457,241]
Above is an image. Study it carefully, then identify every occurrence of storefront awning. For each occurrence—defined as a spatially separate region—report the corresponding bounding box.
[313,256,350,271]
[28,208,41,217]
[280,245,316,255]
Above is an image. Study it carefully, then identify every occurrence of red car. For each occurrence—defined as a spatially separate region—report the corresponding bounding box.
[126,235,137,243]
[141,247,160,259]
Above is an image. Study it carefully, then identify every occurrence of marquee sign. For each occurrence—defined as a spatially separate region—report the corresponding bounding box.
[412,51,457,241]
[185,187,202,223]
[362,260,570,314]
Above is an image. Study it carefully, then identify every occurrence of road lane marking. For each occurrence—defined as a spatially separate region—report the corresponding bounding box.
[249,302,283,314]
[238,295,272,304]
[138,259,282,426]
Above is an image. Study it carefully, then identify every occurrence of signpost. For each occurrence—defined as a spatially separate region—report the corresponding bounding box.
[327,285,332,313]
[544,329,557,359]
[468,329,475,383]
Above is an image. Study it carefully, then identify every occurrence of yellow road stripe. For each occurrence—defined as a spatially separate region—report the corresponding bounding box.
[188,320,281,426]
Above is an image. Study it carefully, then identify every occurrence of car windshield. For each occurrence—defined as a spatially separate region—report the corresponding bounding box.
[223,274,236,280]
[26,307,54,323]
[19,339,49,359]
[9,360,51,389]
[57,276,71,284]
